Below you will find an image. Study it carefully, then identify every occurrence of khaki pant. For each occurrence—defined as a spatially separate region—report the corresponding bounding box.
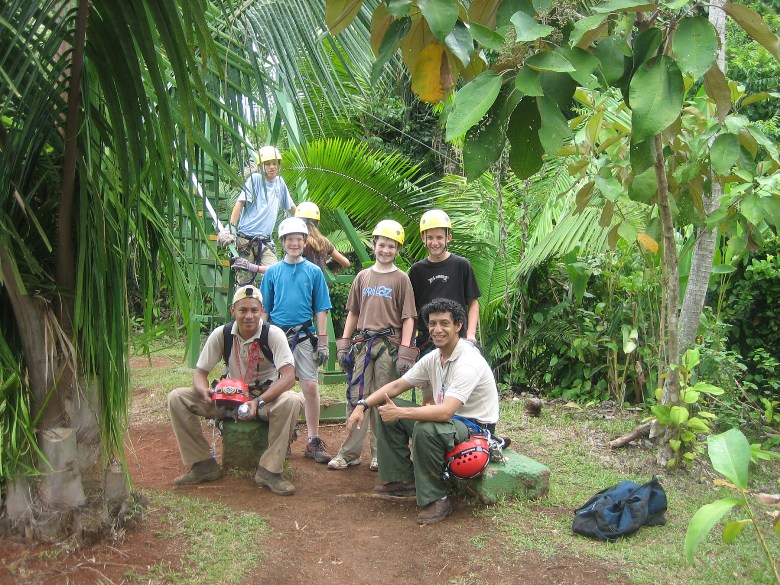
[234,235,278,285]
[168,386,304,474]
[335,338,397,462]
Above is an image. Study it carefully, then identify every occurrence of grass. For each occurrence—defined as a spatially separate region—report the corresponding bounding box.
[129,340,779,584]
[126,490,269,585]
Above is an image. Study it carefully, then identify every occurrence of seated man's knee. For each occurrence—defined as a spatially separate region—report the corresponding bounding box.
[412,420,439,440]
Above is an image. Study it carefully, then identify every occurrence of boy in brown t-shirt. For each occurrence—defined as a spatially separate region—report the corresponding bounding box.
[329,220,417,471]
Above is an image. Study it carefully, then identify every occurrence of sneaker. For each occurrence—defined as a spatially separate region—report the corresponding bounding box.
[305,437,332,463]
[254,465,295,496]
[417,497,453,525]
[173,458,222,486]
[369,458,378,472]
[373,481,416,497]
[327,455,361,470]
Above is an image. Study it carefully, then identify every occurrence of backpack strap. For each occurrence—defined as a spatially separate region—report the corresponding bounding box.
[222,320,274,366]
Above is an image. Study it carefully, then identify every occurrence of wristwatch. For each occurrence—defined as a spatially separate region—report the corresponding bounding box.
[254,397,266,418]
[356,399,369,410]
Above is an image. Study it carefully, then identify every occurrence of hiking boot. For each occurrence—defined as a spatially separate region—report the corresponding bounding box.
[327,455,360,470]
[373,481,416,497]
[369,457,378,472]
[254,465,295,496]
[499,435,512,449]
[173,458,222,486]
[417,497,453,525]
[305,437,331,463]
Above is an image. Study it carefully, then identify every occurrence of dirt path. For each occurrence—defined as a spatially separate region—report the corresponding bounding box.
[1,419,628,585]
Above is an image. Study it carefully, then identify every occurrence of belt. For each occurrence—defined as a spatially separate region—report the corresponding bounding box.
[238,232,272,242]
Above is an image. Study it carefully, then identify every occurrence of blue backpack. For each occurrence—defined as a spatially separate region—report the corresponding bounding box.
[572,477,667,541]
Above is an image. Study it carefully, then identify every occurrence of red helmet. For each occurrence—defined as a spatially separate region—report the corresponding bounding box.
[211,378,250,409]
[445,435,491,479]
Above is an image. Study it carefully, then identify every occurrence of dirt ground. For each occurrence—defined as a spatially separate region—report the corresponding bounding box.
[0,399,631,585]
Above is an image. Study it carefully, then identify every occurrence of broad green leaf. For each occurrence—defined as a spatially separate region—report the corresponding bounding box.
[497,0,536,27]
[537,95,572,155]
[446,71,502,140]
[325,0,363,35]
[759,195,780,231]
[662,0,690,8]
[539,71,577,109]
[685,497,744,563]
[468,0,501,28]
[687,417,711,433]
[703,64,731,123]
[386,0,413,17]
[651,404,672,424]
[722,519,751,544]
[670,405,690,425]
[708,428,751,489]
[469,22,505,51]
[526,51,576,72]
[669,439,681,452]
[630,137,655,175]
[633,28,663,69]
[570,14,607,48]
[371,17,411,84]
[370,4,394,56]
[691,381,724,395]
[418,0,459,42]
[511,12,554,42]
[672,17,718,79]
[683,390,700,403]
[533,0,553,11]
[557,47,600,88]
[740,194,762,226]
[600,201,615,228]
[463,84,522,179]
[711,264,736,274]
[740,91,780,107]
[683,347,700,369]
[594,0,657,13]
[629,166,657,203]
[711,133,741,175]
[515,67,544,96]
[629,55,684,142]
[595,36,627,86]
[618,222,638,248]
[508,97,544,179]
[747,126,780,164]
[445,21,473,67]
[574,181,595,213]
[595,174,622,201]
[724,3,780,60]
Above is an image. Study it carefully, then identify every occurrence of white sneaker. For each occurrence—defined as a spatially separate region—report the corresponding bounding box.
[327,455,361,470]
[369,458,378,472]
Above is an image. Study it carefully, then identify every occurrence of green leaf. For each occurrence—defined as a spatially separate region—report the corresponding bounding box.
[759,195,780,230]
[628,166,657,202]
[595,174,622,201]
[570,14,607,48]
[711,133,741,175]
[557,47,600,88]
[511,12,554,42]
[515,67,545,96]
[670,405,690,425]
[685,497,744,563]
[629,55,684,142]
[633,28,663,69]
[672,17,718,80]
[508,97,544,179]
[539,71,577,110]
[708,428,751,489]
[595,36,627,86]
[688,417,711,433]
[630,137,655,175]
[747,126,780,164]
[537,95,572,154]
[652,404,672,424]
[670,439,681,452]
[446,71,503,140]
[691,381,724,395]
[386,0,413,17]
[418,0,459,42]
[711,264,736,274]
[594,0,656,13]
[722,519,751,544]
[741,194,762,226]
[371,17,411,84]
[445,20,474,67]
[683,390,700,404]
[526,51,576,72]
[724,3,780,60]
[469,22,505,51]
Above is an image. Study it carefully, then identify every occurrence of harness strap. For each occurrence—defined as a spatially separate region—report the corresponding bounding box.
[280,320,315,351]
[345,329,396,407]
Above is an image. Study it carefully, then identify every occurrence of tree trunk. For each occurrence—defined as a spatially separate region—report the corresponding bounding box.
[677,0,727,348]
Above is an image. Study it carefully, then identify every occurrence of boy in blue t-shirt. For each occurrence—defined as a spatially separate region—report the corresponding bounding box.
[261,217,333,463]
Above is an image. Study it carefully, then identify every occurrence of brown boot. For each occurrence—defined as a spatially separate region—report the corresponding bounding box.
[417,497,453,525]
[373,481,416,497]
[254,465,295,496]
[173,458,222,486]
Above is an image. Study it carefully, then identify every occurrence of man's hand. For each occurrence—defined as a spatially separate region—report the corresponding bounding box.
[231,257,260,273]
[217,229,236,248]
[198,385,212,402]
[336,338,351,371]
[314,334,329,366]
[237,399,257,421]
[378,395,401,423]
[346,404,365,435]
[396,345,419,376]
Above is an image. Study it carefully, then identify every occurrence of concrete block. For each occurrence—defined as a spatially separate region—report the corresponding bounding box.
[455,449,550,505]
[221,419,269,471]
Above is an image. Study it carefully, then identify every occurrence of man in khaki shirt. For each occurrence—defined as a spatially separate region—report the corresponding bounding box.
[167,285,304,495]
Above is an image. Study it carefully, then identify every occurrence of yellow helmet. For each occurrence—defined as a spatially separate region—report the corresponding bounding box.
[295,202,320,221]
[419,209,452,234]
[373,220,405,246]
[258,145,282,163]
